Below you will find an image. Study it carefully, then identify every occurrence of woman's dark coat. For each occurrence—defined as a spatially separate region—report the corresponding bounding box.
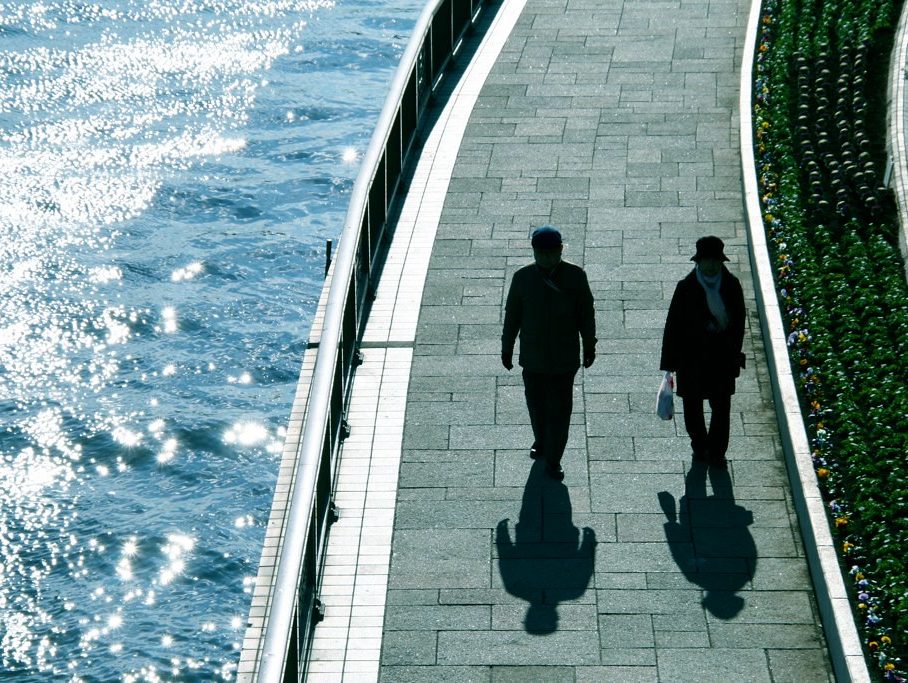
[660,266,746,398]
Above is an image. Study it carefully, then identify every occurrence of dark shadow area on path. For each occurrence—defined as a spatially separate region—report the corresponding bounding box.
[658,462,757,619]
[496,460,596,634]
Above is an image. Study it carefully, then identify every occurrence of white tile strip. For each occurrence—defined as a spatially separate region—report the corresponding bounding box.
[307,347,409,682]
[305,0,527,679]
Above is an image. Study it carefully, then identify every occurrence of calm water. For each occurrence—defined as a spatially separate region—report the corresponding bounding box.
[0,0,419,679]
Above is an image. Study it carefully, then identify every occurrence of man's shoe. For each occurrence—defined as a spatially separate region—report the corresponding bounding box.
[545,463,565,481]
[530,443,543,460]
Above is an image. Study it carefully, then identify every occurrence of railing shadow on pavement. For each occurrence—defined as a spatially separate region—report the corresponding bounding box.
[237,0,501,680]
[496,460,597,635]
[658,463,756,621]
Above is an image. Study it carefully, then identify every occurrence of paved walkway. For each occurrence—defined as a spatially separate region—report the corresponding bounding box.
[374,0,833,681]
[298,0,837,680]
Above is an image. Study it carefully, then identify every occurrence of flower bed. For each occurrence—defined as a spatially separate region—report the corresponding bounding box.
[752,0,907,678]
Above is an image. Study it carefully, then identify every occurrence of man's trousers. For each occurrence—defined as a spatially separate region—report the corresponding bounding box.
[522,369,577,467]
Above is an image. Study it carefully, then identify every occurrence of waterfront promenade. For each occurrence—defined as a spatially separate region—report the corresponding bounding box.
[305,0,835,680]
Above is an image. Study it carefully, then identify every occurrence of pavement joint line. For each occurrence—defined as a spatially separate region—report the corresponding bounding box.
[358,340,415,349]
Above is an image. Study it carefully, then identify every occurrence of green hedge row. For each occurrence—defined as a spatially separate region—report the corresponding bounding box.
[753,0,907,678]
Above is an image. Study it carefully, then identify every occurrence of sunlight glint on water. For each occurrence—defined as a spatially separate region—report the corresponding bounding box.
[0,0,418,678]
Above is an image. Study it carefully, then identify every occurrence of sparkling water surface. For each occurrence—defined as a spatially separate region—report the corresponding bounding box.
[0,0,419,679]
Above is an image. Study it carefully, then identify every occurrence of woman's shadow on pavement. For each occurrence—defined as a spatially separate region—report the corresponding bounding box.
[495,459,596,634]
[658,462,757,619]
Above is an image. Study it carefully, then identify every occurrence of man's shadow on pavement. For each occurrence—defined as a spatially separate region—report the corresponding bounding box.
[658,462,756,619]
[496,459,596,634]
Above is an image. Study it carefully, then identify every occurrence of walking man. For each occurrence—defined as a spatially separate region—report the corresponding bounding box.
[501,226,596,481]
[660,236,746,469]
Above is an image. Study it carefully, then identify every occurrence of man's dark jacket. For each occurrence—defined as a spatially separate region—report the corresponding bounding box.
[502,261,596,374]
[660,266,746,398]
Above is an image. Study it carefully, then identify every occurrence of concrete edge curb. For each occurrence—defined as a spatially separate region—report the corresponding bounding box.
[889,0,908,272]
[738,1,869,681]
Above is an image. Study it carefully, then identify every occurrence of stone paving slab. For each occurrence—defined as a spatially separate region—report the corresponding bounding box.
[378,0,835,680]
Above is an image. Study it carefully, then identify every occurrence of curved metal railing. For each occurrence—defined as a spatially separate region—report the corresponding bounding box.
[241,0,494,679]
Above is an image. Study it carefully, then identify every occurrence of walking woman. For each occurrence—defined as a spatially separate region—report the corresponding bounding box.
[660,236,746,469]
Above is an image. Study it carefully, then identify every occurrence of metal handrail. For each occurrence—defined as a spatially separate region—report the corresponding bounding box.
[249,0,492,679]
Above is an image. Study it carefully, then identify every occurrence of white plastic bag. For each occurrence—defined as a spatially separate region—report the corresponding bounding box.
[656,371,674,420]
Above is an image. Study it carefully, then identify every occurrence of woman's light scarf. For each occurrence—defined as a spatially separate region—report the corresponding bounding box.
[695,266,729,331]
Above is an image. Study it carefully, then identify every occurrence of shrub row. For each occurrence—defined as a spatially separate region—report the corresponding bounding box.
[753,0,907,679]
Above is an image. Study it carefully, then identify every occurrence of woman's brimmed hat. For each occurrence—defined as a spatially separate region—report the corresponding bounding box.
[691,235,729,262]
